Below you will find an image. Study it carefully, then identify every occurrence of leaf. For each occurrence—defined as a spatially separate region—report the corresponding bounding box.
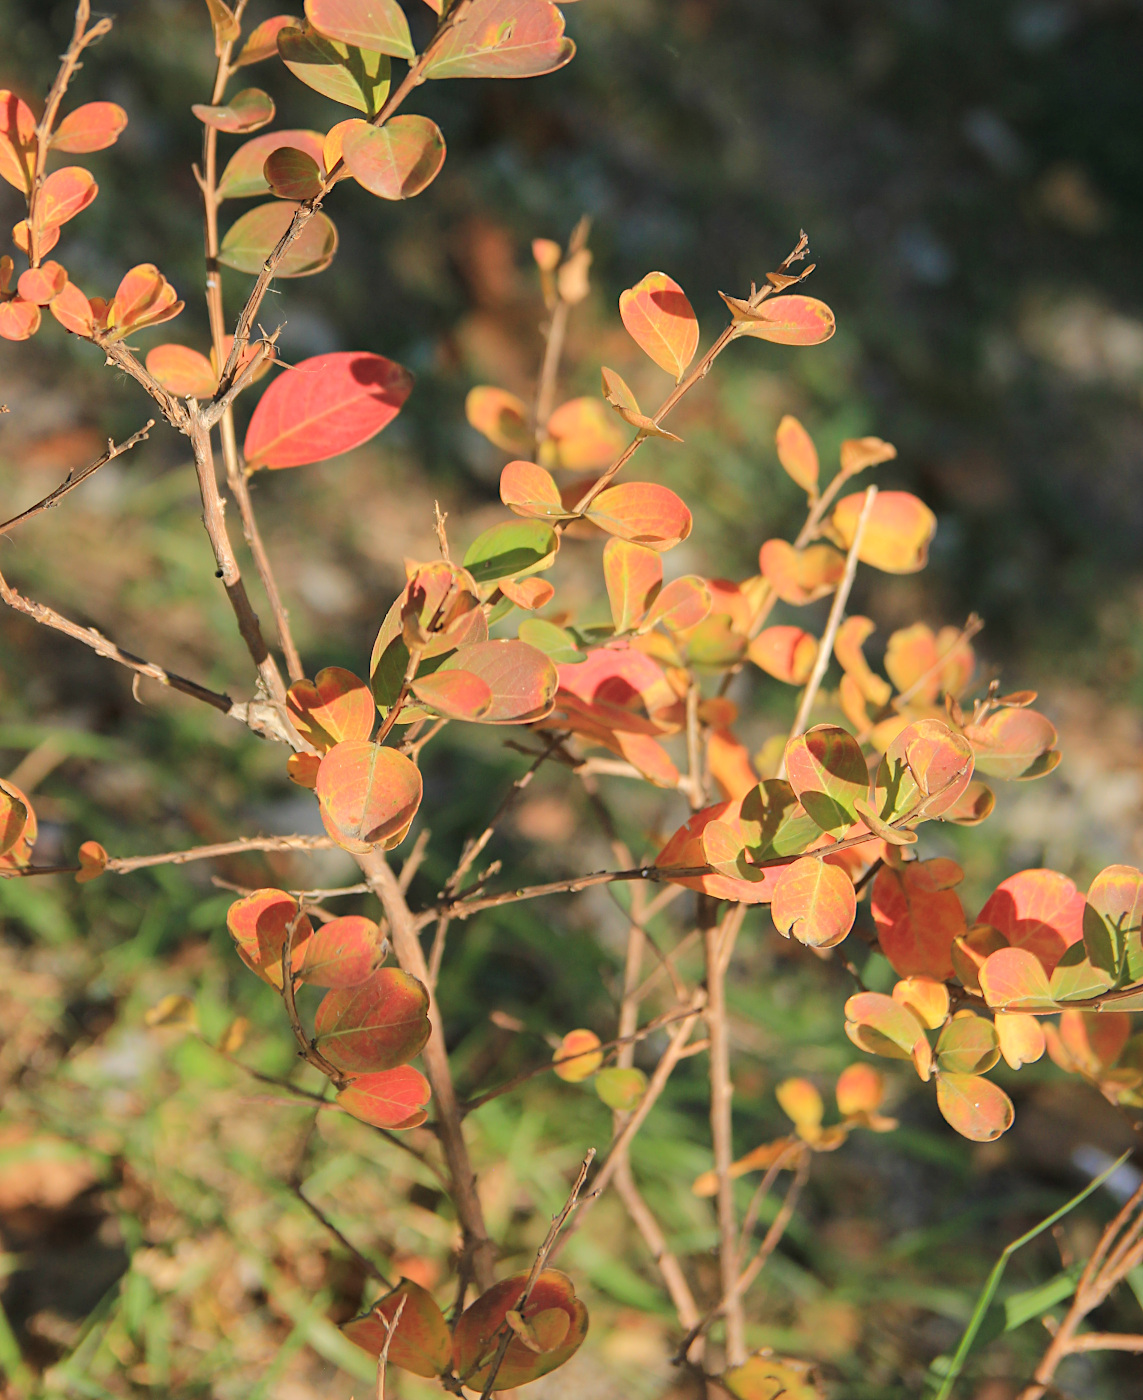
[0,90,36,192]
[1084,863,1143,980]
[594,1066,646,1110]
[219,200,339,277]
[892,976,949,1030]
[52,102,128,153]
[0,298,41,342]
[410,669,493,720]
[342,115,447,199]
[314,967,431,1072]
[831,490,936,574]
[875,718,975,823]
[423,0,576,81]
[727,293,836,346]
[871,862,966,980]
[835,616,892,708]
[840,436,897,476]
[843,992,931,1075]
[17,261,67,306]
[936,1073,1014,1142]
[552,1029,602,1082]
[1057,1008,1130,1074]
[978,947,1057,1012]
[936,1012,1000,1075]
[776,1077,824,1141]
[336,1065,431,1130]
[38,166,98,228]
[145,344,217,397]
[11,219,59,262]
[544,395,631,470]
[287,752,322,788]
[343,1279,451,1376]
[642,576,711,634]
[278,25,392,114]
[0,783,29,857]
[305,0,415,59]
[218,130,326,199]
[619,272,699,379]
[775,414,818,496]
[226,888,313,988]
[316,740,423,852]
[603,538,661,633]
[723,1352,825,1400]
[835,1063,885,1117]
[942,778,996,826]
[500,575,554,610]
[500,459,567,520]
[884,622,973,702]
[452,1270,588,1390]
[105,264,183,338]
[264,145,324,199]
[1048,942,1114,1002]
[245,351,412,469]
[995,1012,1046,1070]
[584,482,692,551]
[192,87,276,133]
[758,539,844,605]
[747,625,817,685]
[463,520,558,585]
[784,725,868,835]
[298,914,386,986]
[518,618,583,664]
[979,869,1085,974]
[771,856,857,949]
[965,707,1060,781]
[440,640,557,723]
[204,0,241,43]
[235,15,300,66]
[465,386,532,453]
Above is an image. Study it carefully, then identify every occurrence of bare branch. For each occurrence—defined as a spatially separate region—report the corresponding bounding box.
[108,834,336,875]
[0,421,155,534]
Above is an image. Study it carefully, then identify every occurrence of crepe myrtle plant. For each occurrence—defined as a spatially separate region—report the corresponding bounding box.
[2,1,1142,1394]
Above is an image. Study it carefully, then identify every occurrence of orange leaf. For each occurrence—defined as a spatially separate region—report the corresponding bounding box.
[0,91,36,192]
[619,272,699,379]
[843,991,931,1077]
[75,839,108,884]
[106,264,183,338]
[543,396,628,471]
[16,261,67,305]
[892,976,949,1029]
[226,888,313,989]
[835,1063,885,1117]
[287,667,375,751]
[314,967,431,1072]
[728,293,835,346]
[297,914,386,987]
[0,297,41,341]
[642,575,710,634]
[758,539,844,605]
[831,491,936,574]
[871,862,965,980]
[465,385,532,454]
[423,0,576,81]
[343,1278,450,1376]
[935,1073,1014,1141]
[978,869,1084,974]
[1058,1008,1130,1074]
[552,1029,602,1082]
[995,1011,1046,1069]
[834,616,891,707]
[315,740,423,852]
[410,668,494,720]
[342,115,446,200]
[603,538,661,633]
[38,166,98,228]
[235,15,299,67]
[145,344,217,397]
[839,436,896,476]
[748,625,817,684]
[52,101,127,153]
[306,0,416,59]
[978,946,1056,1011]
[771,856,856,948]
[776,1077,824,1139]
[775,414,818,495]
[0,783,29,858]
[439,640,557,724]
[499,575,554,610]
[964,706,1060,781]
[500,459,567,519]
[585,481,692,551]
[337,1066,430,1131]
[707,727,757,801]
[875,717,975,823]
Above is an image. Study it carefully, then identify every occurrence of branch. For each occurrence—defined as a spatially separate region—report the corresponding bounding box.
[108,833,336,875]
[0,421,155,534]
[293,1182,392,1289]
[375,1294,407,1400]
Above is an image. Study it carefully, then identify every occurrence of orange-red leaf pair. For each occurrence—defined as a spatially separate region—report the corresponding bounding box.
[105,264,183,340]
[226,888,313,989]
[287,667,375,750]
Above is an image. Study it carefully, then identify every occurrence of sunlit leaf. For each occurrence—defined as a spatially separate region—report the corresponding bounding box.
[105,264,183,338]
[784,725,868,835]
[16,261,67,306]
[0,297,41,341]
[727,293,835,346]
[585,482,692,551]
[936,1011,1000,1075]
[619,271,699,379]
[1057,1008,1130,1074]
[892,976,949,1030]
[875,718,974,824]
[336,1065,431,1130]
[235,15,299,66]
[315,739,423,852]
[771,857,856,948]
[964,706,1060,781]
[935,1072,1014,1141]
[834,616,891,708]
[595,1066,646,1110]
[298,914,386,987]
[245,350,412,469]
[776,1078,824,1141]
[543,395,629,470]
[49,281,95,338]
[500,459,567,520]
[192,87,276,133]
[145,343,217,397]
[723,1352,825,1400]
[871,862,965,980]
[75,839,108,884]
[642,575,711,634]
[38,166,98,229]
[218,129,326,199]
[52,102,128,153]
[0,90,36,193]
[1085,863,1143,981]
[264,145,323,199]
[0,782,29,857]
[843,991,931,1077]
[942,778,996,826]
[343,1278,451,1375]
[978,869,1085,974]
[465,385,532,453]
[452,1270,588,1390]
[830,490,936,574]
[518,618,582,664]
[978,946,1057,1012]
[747,625,817,685]
[287,667,375,751]
[204,0,241,43]
[553,1029,602,1082]
[839,436,896,477]
[423,0,576,81]
[603,538,661,633]
[226,888,313,988]
[835,1063,885,1117]
[995,1011,1046,1069]
[314,966,431,1072]
[1048,941,1114,1002]
[885,622,973,703]
[306,0,415,59]
[219,200,339,277]
[342,115,446,199]
[439,639,557,723]
[411,668,494,720]
[463,520,558,586]
[775,414,818,496]
[278,24,392,114]
[758,539,844,605]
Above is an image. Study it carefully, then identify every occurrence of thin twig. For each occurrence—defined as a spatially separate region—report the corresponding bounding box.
[375,1294,407,1400]
[108,833,336,875]
[281,909,347,1084]
[0,422,154,534]
[292,1183,392,1288]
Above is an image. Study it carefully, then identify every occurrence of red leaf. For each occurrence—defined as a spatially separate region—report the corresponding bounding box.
[145,344,217,397]
[0,90,36,193]
[49,281,94,338]
[410,668,494,720]
[500,459,567,519]
[0,298,41,341]
[619,271,699,379]
[314,967,431,1072]
[771,856,856,948]
[423,0,576,80]
[315,740,423,852]
[440,640,557,724]
[728,293,836,346]
[218,129,326,200]
[298,915,386,988]
[585,481,692,550]
[192,87,276,134]
[16,261,67,306]
[264,146,323,200]
[338,1066,430,1128]
[235,15,299,67]
[219,201,339,278]
[306,0,415,59]
[871,862,965,980]
[452,1270,588,1390]
[287,667,376,750]
[226,888,313,988]
[978,869,1085,973]
[52,102,128,153]
[38,166,97,228]
[245,351,412,470]
[342,115,446,200]
[343,1278,450,1376]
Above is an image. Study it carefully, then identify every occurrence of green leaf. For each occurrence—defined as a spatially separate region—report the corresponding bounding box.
[518,618,584,664]
[463,519,558,586]
[219,201,339,278]
[278,24,392,114]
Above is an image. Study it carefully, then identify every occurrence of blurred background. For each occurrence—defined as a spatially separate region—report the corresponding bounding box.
[1,1,1143,1396]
